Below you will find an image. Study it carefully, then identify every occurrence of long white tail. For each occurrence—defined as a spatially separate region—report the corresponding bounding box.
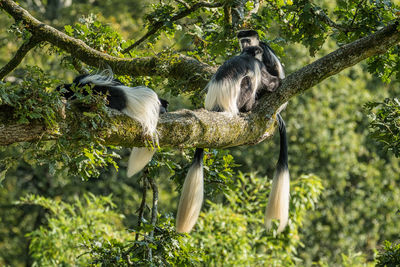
[265,114,290,233]
[176,148,204,233]
[265,167,290,233]
[127,147,156,177]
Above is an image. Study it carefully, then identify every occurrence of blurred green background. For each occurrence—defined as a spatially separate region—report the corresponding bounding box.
[0,0,399,266]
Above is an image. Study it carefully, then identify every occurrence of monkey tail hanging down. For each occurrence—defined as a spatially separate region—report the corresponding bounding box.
[264,113,290,233]
[58,73,168,177]
[176,46,280,233]
[238,30,290,233]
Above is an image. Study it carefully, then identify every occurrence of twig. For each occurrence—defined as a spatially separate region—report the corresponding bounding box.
[135,171,148,241]
[147,175,158,263]
[311,7,356,33]
[349,0,366,30]
[175,0,190,9]
[0,36,40,80]
[122,1,223,53]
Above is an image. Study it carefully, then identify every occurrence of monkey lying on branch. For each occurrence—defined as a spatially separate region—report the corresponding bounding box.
[58,73,168,178]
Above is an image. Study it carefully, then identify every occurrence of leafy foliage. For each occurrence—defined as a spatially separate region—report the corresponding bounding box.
[366,98,400,157]
[19,194,131,266]
[191,173,324,266]
[63,14,125,57]
[0,66,120,180]
[19,172,324,266]
[0,66,63,127]
[19,193,202,266]
[2,0,400,266]
[376,240,400,267]
[52,81,121,179]
[87,216,202,266]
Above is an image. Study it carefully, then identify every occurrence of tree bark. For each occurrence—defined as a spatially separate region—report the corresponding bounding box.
[0,0,216,92]
[0,0,399,149]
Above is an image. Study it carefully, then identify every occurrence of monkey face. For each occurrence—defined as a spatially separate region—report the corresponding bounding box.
[242,46,264,61]
[240,38,251,49]
[237,30,260,50]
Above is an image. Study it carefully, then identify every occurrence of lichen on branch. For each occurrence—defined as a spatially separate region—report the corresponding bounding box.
[0,0,400,151]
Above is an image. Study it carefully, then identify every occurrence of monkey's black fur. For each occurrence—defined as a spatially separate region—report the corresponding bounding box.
[237,30,290,233]
[177,44,282,233]
[237,30,283,78]
[57,73,169,180]
[58,74,168,113]
[205,46,280,114]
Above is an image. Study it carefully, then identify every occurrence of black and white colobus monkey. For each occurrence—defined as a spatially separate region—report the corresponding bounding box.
[238,30,290,233]
[176,46,280,233]
[237,30,285,79]
[58,73,168,177]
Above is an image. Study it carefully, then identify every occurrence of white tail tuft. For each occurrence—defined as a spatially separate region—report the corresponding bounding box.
[204,64,262,114]
[265,168,290,233]
[121,86,160,140]
[176,163,204,233]
[79,72,116,86]
[127,147,156,177]
[77,73,161,176]
[205,78,241,113]
[122,86,160,176]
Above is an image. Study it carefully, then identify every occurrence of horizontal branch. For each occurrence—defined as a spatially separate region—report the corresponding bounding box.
[0,106,276,148]
[0,0,215,91]
[259,20,400,113]
[1,0,399,150]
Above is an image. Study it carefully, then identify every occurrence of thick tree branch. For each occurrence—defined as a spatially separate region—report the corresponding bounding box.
[0,0,399,150]
[122,1,223,53]
[259,21,400,114]
[0,36,40,80]
[0,0,215,92]
[0,107,276,148]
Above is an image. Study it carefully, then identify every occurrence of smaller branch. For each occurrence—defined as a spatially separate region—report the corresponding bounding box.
[175,0,190,9]
[148,175,158,263]
[122,1,223,53]
[311,8,356,33]
[148,176,158,227]
[0,36,40,80]
[135,171,148,241]
[223,4,232,24]
[349,0,366,29]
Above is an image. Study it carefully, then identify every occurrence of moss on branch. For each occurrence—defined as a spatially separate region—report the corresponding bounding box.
[0,0,215,92]
[0,0,400,149]
[0,106,276,148]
